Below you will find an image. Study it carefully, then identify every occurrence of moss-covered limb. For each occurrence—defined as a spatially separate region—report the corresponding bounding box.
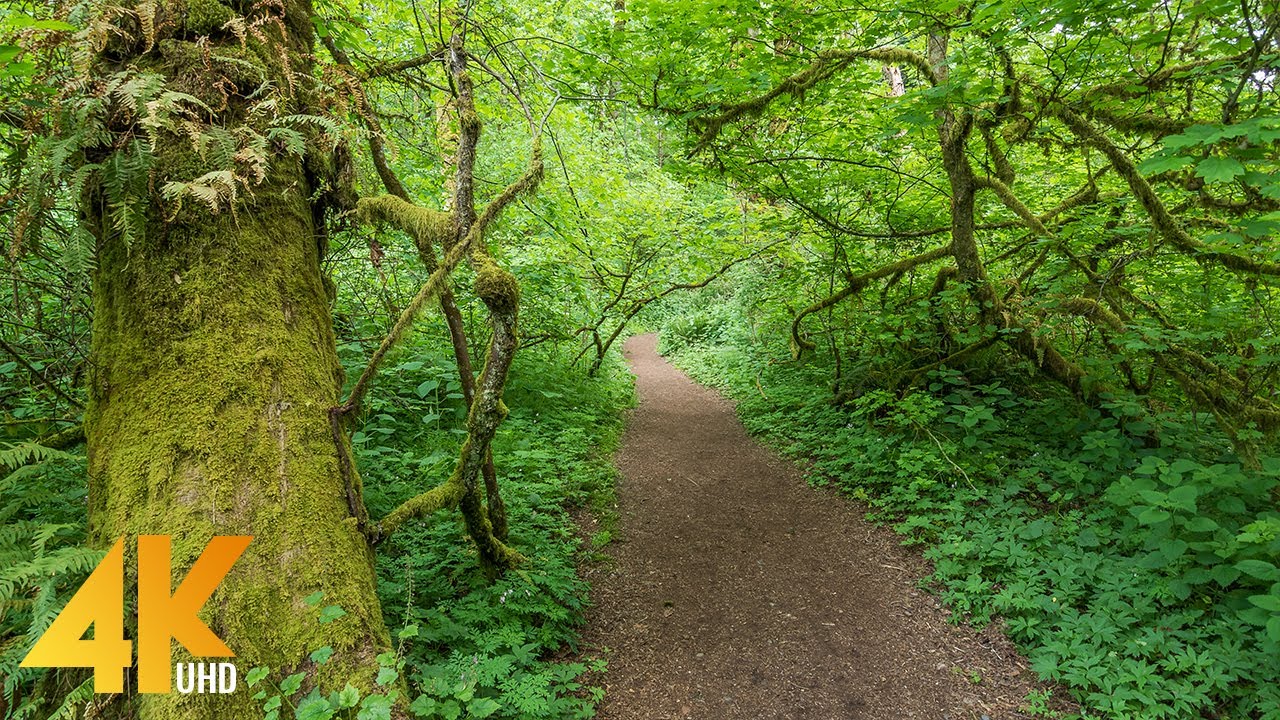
[439,38,510,539]
[1057,247,1262,400]
[973,175,1052,236]
[459,268,523,573]
[1053,104,1280,277]
[897,335,1000,388]
[340,235,473,417]
[1079,51,1251,103]
[790,245,953,354]
[691,46,937,153]
[357,196,480,434]
[467,141,546,250]
[34,423,85,450]
[375,473,466,539]
[360,51,444,80]
[1056,297,1280,451]
[378,256,525,571]
[357,195,452,259]
[1078,103,1188,136]
[979,123,1016,184]
[447,34,481,250]
[324,35,496,543]
[936,98,1100,405]
[690,56,850,152]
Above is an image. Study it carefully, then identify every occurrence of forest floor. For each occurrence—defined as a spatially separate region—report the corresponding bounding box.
[579,334,1044,720]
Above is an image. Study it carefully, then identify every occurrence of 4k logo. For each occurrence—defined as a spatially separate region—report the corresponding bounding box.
[21,535,251,693]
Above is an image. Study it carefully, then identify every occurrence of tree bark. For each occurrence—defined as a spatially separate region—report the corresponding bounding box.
[82,0,395,716]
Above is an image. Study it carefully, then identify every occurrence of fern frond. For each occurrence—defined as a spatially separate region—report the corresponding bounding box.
[0,442,77,471]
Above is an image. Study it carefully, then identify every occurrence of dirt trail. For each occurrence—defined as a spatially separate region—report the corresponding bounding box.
[580,334,1040,720]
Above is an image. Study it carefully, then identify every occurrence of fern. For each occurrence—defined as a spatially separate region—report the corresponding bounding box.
[0,441,99,720]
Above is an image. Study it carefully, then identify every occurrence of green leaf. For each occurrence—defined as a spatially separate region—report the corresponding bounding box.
[295,691,336,720]
[1164,124,1222,149]
[303,591,324,606]
[1137,507,1171,525]
[397,624,419,640]
[357,694,394,720]
[1167,485,1198,512]
[1195,156,1245,184]
[337,684,361,709]
[408,695,436,716]
[1248,594,1280,612]
[1160,539,1188,563]
[1236,559,1280,581]
[280,672,307,696]
[1182,516,1218,533]
[1137,154,1193,175]
[468,697,502,718]
[1212,564,1242,586]
[246,666,270,688]
[375,666,398,686]
[309,646,334,665]
[318,605,347,623]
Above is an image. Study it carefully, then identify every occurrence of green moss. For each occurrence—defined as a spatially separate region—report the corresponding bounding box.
[183,0,235,35]
[472,261,520,315]
[86,154,394,719]
[357,195,451,258]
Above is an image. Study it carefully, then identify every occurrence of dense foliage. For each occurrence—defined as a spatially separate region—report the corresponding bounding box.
[2,0,1278,718]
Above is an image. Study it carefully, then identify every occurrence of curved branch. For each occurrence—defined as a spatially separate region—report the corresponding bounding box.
[692,46,938,152]
[791,245,953,355]
[1053,103,1280,277]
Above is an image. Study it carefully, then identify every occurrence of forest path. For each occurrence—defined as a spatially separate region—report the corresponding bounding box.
[579,334,1040,720]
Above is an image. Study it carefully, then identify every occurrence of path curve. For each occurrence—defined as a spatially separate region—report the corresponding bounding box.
[580,334,1039,720]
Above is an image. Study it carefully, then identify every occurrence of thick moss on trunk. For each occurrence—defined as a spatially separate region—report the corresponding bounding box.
[86,159,394,717]
[79,0,396,717]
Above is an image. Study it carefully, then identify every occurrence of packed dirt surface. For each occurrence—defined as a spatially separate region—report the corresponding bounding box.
[579,334,1044,720]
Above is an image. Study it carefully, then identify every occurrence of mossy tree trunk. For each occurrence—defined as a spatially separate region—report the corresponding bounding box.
[81,0,396,717]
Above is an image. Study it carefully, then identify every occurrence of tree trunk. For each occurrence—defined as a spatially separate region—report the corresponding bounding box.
[81,1,395,716]
[86,161,394,718]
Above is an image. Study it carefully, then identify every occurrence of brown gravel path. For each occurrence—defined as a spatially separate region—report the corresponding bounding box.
[579,334,1042,720]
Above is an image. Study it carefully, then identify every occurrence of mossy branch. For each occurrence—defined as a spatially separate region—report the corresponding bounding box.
[376,472,466,539]
[1079,52,1251,103]
[973,176,1052,236]
[0,338,84,410]
[1056,296,1280,444]
[35,423,85,450]
[361,51,445,80]
[358,194,452,264]
[340,223,473,418]
[898,335,1000,388]
[692,47,937,153]
[469,138,545,247]
[791,245,953,356]
[1053,104,1280,277]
